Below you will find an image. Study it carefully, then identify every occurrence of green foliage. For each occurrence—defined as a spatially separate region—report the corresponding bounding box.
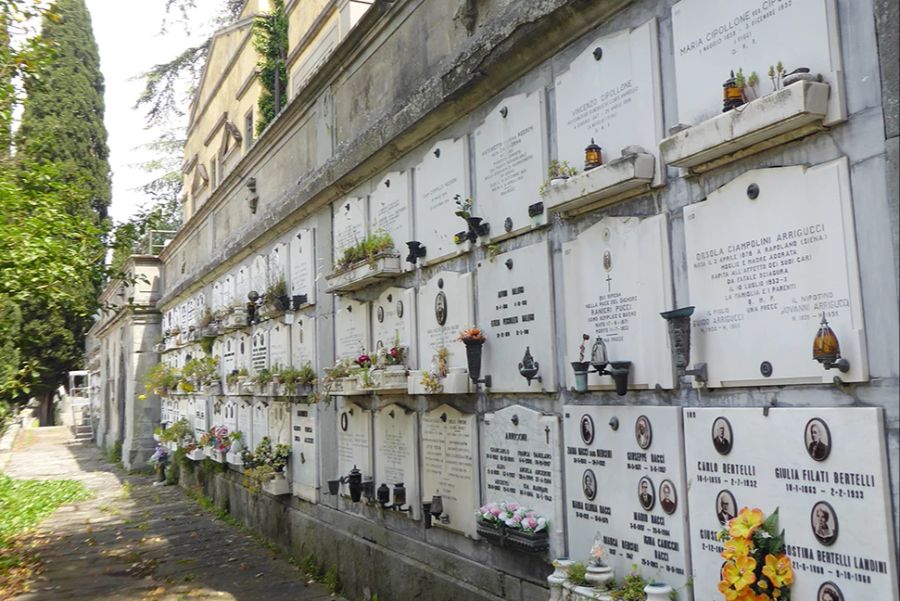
[567,562,588,586]
[609,567,649,600]
[253,0,288,134]
[108,190,181,272]
[159,418,190,444]
[335,230,394,271]
[252,368,273,387]
[302,552,322,578]
[143,363,180,395]
[0,473,90,548]
[106,439,122,465]
[323,565,342,594]
[182,356,219,386]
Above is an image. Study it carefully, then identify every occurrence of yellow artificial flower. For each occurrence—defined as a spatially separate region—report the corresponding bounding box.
[729,507,764,539]
[722,536,752,560]
[718,580,741,601]
[762,553,794,588]
[723,555,757,591]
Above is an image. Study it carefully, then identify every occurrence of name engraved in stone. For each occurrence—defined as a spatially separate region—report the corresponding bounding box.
[479,126,536,198]
[585,292,639,343]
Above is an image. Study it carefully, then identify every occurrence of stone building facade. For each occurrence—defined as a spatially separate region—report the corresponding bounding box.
[96,0,900,599]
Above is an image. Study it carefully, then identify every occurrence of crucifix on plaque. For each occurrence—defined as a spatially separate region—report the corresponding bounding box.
[606,274,613,292]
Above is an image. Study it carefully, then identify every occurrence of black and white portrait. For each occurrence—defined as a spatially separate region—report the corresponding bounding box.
[660,480,677,515]
[376,305,385,323]
[635,415,652,450]
[811,501,839,546]
[580,414,595,445]
[638,477,655,511]
[340,411,349,432]
[582,469,597,501]
[434,291,447,326]
[715,490,737,525]
[817,582,844,601]
[396,300,404,319]
[711,417,733,455]
[805,418,832,462]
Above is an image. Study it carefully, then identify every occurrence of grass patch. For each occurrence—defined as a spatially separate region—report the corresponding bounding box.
[0,473,90,591]
[107,440,123,466]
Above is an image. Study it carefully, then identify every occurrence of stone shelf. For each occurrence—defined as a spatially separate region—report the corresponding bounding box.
[660,80,830,174]
[407,369,471,395]
[261,474,291,496]
[325,254,403,294]
[542,152,656,214]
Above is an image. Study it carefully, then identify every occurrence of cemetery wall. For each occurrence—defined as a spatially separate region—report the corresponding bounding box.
[140,0,900,599]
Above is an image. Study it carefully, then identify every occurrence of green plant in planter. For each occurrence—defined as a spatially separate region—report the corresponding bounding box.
[198,307,213,328]
[183,356,219,387]
[568,562,588,586]
[609,567,649,600]
[159,418,190,445]
[143,363,180,396]
[253,368,274,387]
[296,362,316,386]
[226,368,249,387]
[335,230,394,272]
[539,160,579,194]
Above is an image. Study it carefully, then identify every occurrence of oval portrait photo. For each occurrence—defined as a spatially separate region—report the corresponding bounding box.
[715,490,737,525]
[810,501,839,546]
[635,415,652,450]
[638,477,655,511]
[817,582,844,601]
[582,469,597,501]
[660,479,677,515]
[805,418,832,462]
[580,414,595,445]
[711,416,733,456]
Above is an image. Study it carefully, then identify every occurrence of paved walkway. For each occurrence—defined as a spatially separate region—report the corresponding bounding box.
[4,427,337,601]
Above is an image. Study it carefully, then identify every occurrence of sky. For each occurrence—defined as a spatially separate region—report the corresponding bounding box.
[85,0,221,224]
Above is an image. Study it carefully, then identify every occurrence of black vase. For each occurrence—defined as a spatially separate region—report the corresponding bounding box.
[464,339,485,384]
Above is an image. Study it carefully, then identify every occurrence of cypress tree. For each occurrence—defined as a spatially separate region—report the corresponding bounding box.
[16,0,111,222]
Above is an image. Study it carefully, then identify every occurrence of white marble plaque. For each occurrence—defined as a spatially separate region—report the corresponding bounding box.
[684,159,867,387]
[236,399,252,443]
[268,243,287,289]
[210,400,225,430]
[337,399,372,496]
[269,323,290,371]
[414,137,469,263]
[291,316,317,371]
[684,408,898,601]
[476,242,556,392]
[290,404,318,502]
[236,265,250,301]
[372,287,416,368]
[474,91,546,237]
[416,271,473,371]
[222,399,238,434]
[369,171,410,269]
[236,332,251,372]
[562,215,674,390]
[334,298,369,360]
[290,227,316,306]
[268,402,291,446]
[333,196,366,259]
[250,327,269,373]
[192,397,208,439]
[212,281,223,313]
[251,254,268,293]
[222,335,237,379]
[222,274,235,308]
[563,405,691,592]
[422,404,479,537]
[251,400,270,449]
[672,0,843,126]
[555,19,663,183]
[482,405,564,554]
[374,404,420,519]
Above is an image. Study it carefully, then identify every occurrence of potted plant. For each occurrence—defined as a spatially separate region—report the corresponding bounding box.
[261,276,290,319]
[241,436,291,495]
[539,159,579,194]
[148,444,170,484]
[252,368,274,395]
[326,230,401,292]
[143,363,180,397]
[584,536,614,588]
[475,501,549,553]
[226,430,245,466]
[322,358,359,395]
[452,195,490,245]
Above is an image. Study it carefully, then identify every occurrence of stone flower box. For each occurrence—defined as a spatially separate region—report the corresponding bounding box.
[225,449,244,469]
[327,376,367,396]
[407,369,471,395]
[223,308,248,331]
[561,581,608,600]
[475,520,549,554]
[262,473,291,496]
[153,342,166,353]
[660,80,830,174]
[325,253,402,294]
[239,380,257,396]
[201,381,222,396]
[205,447,227,463]
[186,447,205,461]
[164,337,178,351]
[363,367,408,394]
[542,152,656,215]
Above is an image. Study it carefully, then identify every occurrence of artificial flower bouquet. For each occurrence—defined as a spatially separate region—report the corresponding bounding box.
[477,501,548,534]
[718,507,793,601]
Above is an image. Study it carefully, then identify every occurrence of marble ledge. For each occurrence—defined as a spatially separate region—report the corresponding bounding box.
[541,152,656,216]
[660,80,831,174]
[325,254,403,294]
